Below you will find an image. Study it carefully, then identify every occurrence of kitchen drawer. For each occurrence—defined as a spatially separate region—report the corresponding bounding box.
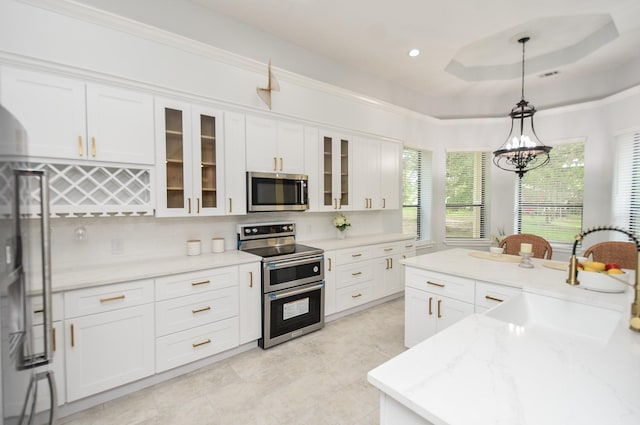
[370,242,402,258]
[155,266,238,301]
[405,268,475,304]
[401,241,417,258]
[155,316,239,372]
[64,279,154,319]
[30,293,64,324]
[335,281,374,312]
[335,246,372,266]
[475,281,521,311]
[156,286,239,336]
[336,262,373,289]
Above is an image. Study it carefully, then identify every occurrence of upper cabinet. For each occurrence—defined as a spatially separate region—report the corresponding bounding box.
[155,99,226,217]
[353,137,401,210]
[318,131,352,211]
[0,67,154,164]
[245,116,304,174]
[223,112,248,215]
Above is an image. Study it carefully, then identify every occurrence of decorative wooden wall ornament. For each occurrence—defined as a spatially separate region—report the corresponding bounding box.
[256,60,280,109]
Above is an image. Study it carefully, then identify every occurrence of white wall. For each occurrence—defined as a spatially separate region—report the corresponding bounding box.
[2,0,638,268]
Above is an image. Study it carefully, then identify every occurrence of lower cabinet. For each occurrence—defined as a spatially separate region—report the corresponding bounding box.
[64,303,155,402]
[404,287,474,348]
[238,262,261,344]
[474,280,521,313]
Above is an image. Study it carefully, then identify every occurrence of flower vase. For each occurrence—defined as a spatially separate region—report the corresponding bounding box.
[337,229,346,240]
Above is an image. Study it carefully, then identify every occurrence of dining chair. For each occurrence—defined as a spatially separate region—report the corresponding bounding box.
[584,241,637,269]
[499,234,553,259]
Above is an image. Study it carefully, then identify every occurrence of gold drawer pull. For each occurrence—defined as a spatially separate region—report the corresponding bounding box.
[191,280,210,286]
[192,306,211,314]
[192,338,212,348]
[405,244,414,248]
[384,247,393,252]
[351,253,362,258]
[485,295,504,303]
[352,293,362,298]
[100,294,125,303]
[427,280,445,288]
[33,308,44,314]
[352,271,362,276]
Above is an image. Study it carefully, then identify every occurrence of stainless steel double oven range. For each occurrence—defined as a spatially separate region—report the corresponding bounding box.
[238,222,324,349]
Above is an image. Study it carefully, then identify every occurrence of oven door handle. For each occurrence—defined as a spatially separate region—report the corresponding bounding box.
[268,282,324,300]
[266,256,323,269]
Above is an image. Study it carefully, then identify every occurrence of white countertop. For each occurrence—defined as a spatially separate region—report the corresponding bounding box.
[368,248,640,425]
[303,233,415,251]
[51,250,260,292]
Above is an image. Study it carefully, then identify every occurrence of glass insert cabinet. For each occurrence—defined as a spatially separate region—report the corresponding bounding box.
[321,133,351,210]
[155,100,224,217]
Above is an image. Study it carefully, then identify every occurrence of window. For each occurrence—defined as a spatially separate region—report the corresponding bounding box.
[613,131,640,236]
[516,141,584,243]
[402,148,431,240]
[445,151,487,239]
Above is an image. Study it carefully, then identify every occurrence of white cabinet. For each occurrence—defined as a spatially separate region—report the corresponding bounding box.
[318,131,352,211]
[245,116,304,173]
[223,112,247,215]
[334,246,375,312]
[155,99,226,217]
[475,281,521,313]
[353,137,401,210]
[323,250,337,316]
[238,262,261,344]
[154,267,239,372]
[372,242,403,298]
[404,268,475,348]
[0,67,153,164]
[63,280,155,402]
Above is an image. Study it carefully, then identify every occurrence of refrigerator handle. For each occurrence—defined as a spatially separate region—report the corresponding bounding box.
[15,169,53,364]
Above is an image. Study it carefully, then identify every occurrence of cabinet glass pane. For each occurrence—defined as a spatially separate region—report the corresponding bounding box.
[323,136,333,207]
[340,139,349,206]
[200,114,217,208]
[165,108,184,209]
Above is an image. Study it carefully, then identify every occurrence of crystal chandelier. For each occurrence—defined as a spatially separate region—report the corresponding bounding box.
[493,37,552,178]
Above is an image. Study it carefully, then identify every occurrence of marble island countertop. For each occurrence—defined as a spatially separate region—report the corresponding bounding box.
[368,248,640,425]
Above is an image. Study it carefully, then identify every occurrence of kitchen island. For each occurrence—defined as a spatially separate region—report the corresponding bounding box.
[368,248,640,425]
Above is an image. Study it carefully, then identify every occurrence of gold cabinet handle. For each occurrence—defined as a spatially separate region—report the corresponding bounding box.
[78,136,83,156]
[437,299,442,318]
[428,296,433,315]
[328,258,332,272]
[188,198,192,214]
[352,271,362,276]
[229,197,232,213]
[33,308,44,314]
[100,294,125,303]
[52,327,57,352]
[70,324,75,347]
[91,137,96,157]
[351,253,362,258]
[352,293,362,298]
[385,258,390,270]
[389,258,393,269]
[192,338,212,348]
[273,157,277,171]
[192,306,211,314]
[364,198,368,209]
[197,198,200,213]
[191,279,210,286]
[338,198,341,210]
[485,295,504,303]
[333,198,337,209]
[279,157,283,171]
[249,271,253,288]
[384,247,393,252]
[427,280,445,288]
[405,244,414,248]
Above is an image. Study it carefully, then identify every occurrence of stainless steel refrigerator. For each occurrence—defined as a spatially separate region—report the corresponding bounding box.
[1,104,56,424]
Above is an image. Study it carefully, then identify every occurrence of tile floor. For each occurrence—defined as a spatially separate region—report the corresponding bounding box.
[59,297,406,425]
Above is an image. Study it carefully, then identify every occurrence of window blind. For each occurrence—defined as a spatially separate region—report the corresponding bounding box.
[445,151,487,239]
[516,141,584,243]
[403,148,422,238]
[613,131,640,238]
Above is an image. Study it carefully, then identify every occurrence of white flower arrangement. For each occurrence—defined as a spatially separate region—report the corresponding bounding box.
[333,213,351,232]
[491,227,506,246]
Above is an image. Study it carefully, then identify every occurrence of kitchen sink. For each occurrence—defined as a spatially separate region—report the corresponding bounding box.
[485,292,622,342]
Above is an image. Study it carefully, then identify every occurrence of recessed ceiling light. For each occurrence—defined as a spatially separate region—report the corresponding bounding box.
[408,48,420,57]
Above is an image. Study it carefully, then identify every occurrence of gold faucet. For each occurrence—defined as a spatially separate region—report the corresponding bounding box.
[566,226,640,332]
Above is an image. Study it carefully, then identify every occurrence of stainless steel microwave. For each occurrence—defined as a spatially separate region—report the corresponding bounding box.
[247,171,309,212]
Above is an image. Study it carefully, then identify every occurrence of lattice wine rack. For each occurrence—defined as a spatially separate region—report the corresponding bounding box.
[0,162,154,217]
